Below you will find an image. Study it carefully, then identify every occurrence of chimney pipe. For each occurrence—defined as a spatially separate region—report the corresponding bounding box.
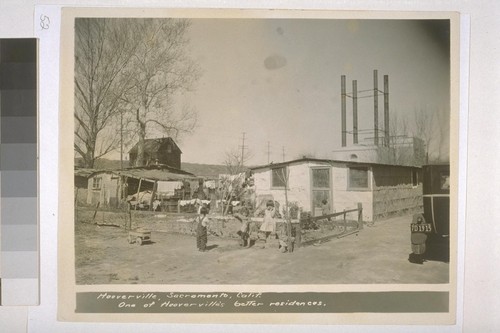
[373,70,379,146]
[353,80,358,144]
[384,75,390,147]
[341,75,346,147]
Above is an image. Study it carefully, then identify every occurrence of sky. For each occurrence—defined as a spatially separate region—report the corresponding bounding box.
[130,18,451,166]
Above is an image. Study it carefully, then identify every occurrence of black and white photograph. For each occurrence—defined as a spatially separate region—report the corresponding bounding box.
[59,8,459,324]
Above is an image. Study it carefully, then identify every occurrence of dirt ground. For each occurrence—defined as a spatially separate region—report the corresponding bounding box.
[75,214,449,285]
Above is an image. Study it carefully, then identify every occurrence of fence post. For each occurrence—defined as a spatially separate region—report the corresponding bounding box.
[357,202,363,230]
[126,204,132,230]
[92,201,100,224]
[343,209,346,233]
[296,221,302,248]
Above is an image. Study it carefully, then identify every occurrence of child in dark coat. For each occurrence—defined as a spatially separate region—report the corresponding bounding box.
[235,207,251,247]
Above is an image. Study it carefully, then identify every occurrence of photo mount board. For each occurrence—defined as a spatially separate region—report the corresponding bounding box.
[58,7,461,325]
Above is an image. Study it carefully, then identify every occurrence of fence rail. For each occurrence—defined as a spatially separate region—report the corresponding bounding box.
[296,202,363,247]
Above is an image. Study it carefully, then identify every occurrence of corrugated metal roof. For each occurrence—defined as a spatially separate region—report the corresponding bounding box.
[74,168,96,177]
[115,168,200,182]
[88,167,200,182]
[125,163,194,175]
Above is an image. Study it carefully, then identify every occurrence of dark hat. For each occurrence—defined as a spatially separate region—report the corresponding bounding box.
[266,200,275,207]
[200,206,208,214]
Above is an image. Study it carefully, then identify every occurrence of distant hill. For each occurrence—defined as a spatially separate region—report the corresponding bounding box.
[181,162,233,178]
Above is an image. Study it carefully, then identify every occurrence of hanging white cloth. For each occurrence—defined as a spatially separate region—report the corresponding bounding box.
[156,181,183,196]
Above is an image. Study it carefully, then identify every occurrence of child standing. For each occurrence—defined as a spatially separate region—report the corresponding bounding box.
[259,200,276,247]
[196,206,209,252]
[321,199,331,216]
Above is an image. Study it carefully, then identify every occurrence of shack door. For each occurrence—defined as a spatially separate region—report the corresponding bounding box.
[311,167,331,217]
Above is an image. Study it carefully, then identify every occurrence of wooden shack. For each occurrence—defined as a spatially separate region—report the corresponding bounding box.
[250,158,422,222]
[128,137,182,169]
[86,164,199,210]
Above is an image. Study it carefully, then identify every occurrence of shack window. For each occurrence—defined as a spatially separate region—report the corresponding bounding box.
[312,168,330,188]
[312,168,331,217]
[271,167,287,188]
[348,167,369,190]
[92,177,102,190]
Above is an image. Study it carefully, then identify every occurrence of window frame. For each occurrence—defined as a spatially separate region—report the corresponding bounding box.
[311,167,331,190]
[347,166,371,191]
[271,166,288,189]
[310,166,332,217]
[92,176,102,190]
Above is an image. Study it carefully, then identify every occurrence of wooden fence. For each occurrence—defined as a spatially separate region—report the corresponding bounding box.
[296,203,363,247]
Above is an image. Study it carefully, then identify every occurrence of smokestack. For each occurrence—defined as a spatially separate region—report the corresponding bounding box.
[373,70,379,146]
[352,80,358,144]
[341,75,346,147]
[384,75,390,147]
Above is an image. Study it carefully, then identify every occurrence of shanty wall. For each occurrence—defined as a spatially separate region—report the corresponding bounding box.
[331,164,373,222]
[371,165,423,221]
[253,162,374,220]
[86,173,121,207]
[372,185,423,220]
[74,188,88,206]
[253,162,422,222]
[252,162,326,214]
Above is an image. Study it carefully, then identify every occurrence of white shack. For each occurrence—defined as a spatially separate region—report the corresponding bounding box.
[250,158,422,222]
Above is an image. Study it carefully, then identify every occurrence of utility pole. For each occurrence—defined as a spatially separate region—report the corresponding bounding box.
[267,141,271,164]
[120,110,123,170]
[352,79,358,144]
[341,75,347,147]
[374,69,379,146]
[239,132,247,167]
[384,75,390,148]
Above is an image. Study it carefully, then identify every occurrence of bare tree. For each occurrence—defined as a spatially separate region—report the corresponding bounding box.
[373,107,448,166]
[411,106,450,164]
[412,107,435,164]
[74,18,136,168]
[223,148,253,174]
[121,18,200,167]
[433,108,450,163]
[218,148,253,215]
[275,167,294,253]
[377,110,413,165]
